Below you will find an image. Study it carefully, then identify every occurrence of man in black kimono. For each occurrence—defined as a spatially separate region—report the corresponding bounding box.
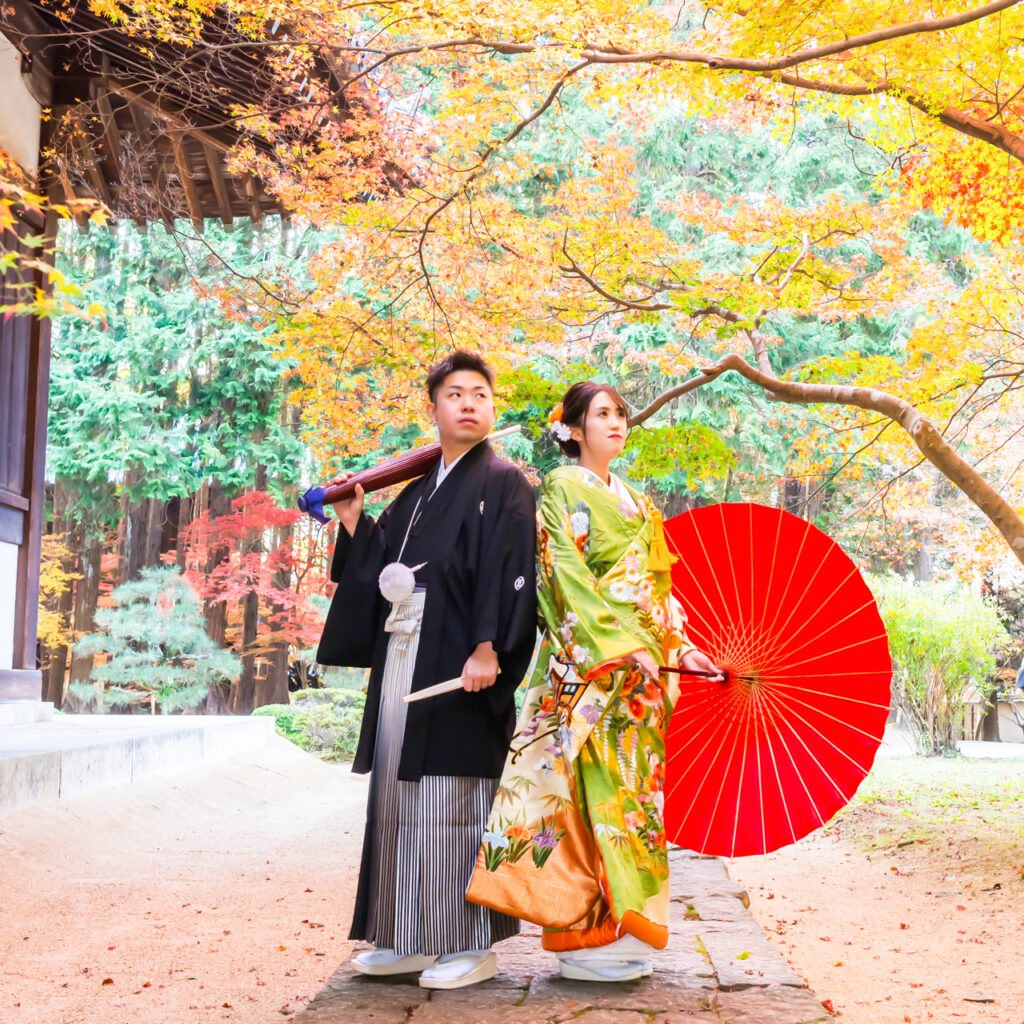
[317,351,537,990]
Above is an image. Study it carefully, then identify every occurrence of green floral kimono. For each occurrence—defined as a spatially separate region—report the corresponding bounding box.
[466,465,694,952]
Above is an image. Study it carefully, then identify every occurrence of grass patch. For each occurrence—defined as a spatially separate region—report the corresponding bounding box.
[828,755,1024,874]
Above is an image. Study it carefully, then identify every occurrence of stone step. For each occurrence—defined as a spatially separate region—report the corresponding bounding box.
[0,714,276,818]
[0,700,54,726]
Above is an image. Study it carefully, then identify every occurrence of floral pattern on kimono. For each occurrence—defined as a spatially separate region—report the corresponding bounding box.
[467,466,696,952]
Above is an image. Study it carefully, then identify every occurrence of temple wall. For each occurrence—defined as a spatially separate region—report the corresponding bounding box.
[0,32,40,174]
[0,540,17,670]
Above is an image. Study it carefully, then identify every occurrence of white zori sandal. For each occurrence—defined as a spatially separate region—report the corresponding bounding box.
[557,934,656,982]
[557,957,653,982]
[418,949,497,989]
[352,948,438,976]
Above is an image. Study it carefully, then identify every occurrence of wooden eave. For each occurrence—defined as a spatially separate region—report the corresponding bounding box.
[1,0,353,229]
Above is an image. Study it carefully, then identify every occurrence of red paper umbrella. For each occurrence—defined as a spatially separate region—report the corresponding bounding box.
[662,503,891,858]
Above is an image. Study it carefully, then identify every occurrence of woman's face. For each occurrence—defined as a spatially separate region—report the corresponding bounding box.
[572,391,628,461]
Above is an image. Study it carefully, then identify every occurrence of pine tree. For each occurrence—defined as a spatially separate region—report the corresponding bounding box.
[72,567,241,713]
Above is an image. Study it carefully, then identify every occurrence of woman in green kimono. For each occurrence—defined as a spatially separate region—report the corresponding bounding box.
[467,381,722,982]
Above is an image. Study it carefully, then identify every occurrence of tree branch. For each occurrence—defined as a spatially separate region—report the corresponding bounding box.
[776,73,1024,163]
[413,59,592,329]
[338,0,1024,166]
[582,0,1020,71]
[630,354,1024,565]
[559,241,672,311]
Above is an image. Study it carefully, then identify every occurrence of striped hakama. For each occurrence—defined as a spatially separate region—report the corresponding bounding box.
[361,590,519,956]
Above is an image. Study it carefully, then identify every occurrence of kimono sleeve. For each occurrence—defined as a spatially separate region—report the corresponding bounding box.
[316,508,389,667]
[470,469,538,695]
[538,477,649,683]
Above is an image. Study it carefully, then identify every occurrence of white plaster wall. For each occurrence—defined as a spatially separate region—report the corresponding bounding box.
[0,33,41,174]
[997,701,1024,744]
[0,540,18,670]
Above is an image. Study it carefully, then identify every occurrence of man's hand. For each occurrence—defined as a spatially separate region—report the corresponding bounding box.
[680,648,726,683]
[461,641,499,692]
[330,471,365,538]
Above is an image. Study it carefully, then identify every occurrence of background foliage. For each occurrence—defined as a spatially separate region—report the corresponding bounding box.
[10,0,1024,723]
[870,574,1011,755]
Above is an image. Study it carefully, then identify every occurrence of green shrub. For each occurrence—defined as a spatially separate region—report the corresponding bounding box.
[252,703,302,739]
[254,687,366,761]
[259,683,527,761]
[869,574,1011,756]
[319,666,370,690]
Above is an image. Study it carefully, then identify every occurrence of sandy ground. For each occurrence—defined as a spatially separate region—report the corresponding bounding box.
[729,755,1024,1024]
[0,738,367,1024]
[5,737,1023,1024]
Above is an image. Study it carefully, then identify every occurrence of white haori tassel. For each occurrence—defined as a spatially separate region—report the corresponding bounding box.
[378,561,426,603]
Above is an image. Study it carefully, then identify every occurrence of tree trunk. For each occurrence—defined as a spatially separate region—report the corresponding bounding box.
[65,532,102,711]
[255,515,292,709]
[254,405,298,709]
[203,680,232,714]
[123,498,149,581]
[144,498,165,569]
[260,644,291,708]
[233,583,260,714]
[120,466,149,584]
[42,484,79,706]
[233,465,267,715]
[914,538,933,583]
[914,470,940,582]
[782,477,803,516]
[175,493,193,571]
[203,478,231,647]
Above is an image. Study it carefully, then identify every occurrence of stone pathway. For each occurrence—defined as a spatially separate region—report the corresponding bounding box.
[296,849,831,1024]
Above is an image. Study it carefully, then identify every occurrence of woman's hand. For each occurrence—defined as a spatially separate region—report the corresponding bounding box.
[680,648,726,683]
[462,641,499,692]
[626,649,661,680]
[330,471,364,538]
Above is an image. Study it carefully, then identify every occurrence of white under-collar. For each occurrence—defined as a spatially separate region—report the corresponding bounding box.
[575,466,639,515]
[434,447,471,491]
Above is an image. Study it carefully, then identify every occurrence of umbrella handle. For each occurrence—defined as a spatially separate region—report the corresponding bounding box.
[660,666,734,683]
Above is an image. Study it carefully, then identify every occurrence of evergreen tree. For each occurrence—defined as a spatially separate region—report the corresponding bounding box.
[72,567,241,713]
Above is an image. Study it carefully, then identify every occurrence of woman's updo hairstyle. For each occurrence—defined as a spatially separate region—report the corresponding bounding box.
[554,381,630,458]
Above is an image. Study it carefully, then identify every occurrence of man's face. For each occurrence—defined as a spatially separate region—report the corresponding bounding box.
[427,370,496,446]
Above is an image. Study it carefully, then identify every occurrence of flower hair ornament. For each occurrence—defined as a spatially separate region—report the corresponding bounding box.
[548,402,572,442]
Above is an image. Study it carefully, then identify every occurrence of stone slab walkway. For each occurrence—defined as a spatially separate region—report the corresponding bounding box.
[297,849,831,1024]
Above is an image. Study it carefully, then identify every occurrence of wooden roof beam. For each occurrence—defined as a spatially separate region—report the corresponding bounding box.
[168,131,204,232]
[202,141,235,229]
[70,116,114,214]
[128,104,174,230]
[55,164,91,230]
[242,173,263,224]
[103,78,238,155]
[93,88,126,174]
